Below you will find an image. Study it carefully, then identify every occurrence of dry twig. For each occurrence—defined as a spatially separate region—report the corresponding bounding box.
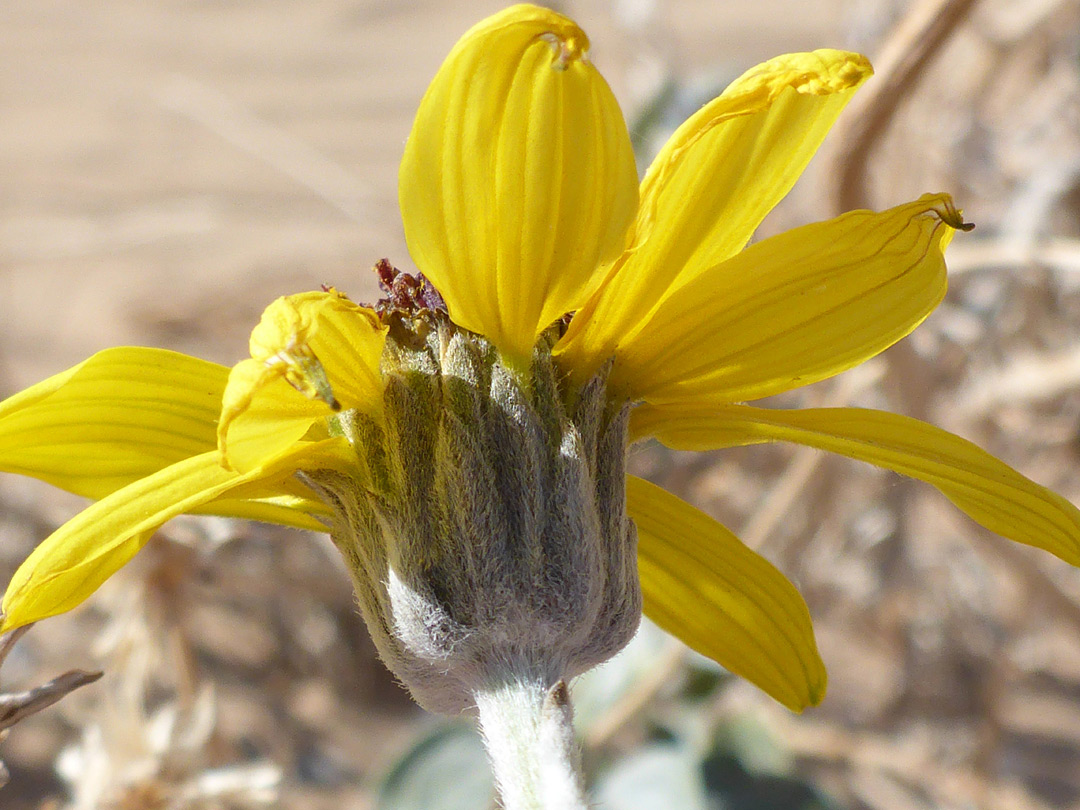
[827,0,982,213]
[0,625,103,791]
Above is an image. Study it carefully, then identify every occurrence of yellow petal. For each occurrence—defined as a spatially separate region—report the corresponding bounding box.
[219,291,386,472]
[191,493,331,533]
[218,359,329,473]
[1,438,354,632]
[557,50,873,379]
[247,290,386,409]
[627,475,826,711]
[0,346,333,530]
[632,404,1080,567]
[0,347,226,499]
[610,194,969,402]
[399,3,638,364]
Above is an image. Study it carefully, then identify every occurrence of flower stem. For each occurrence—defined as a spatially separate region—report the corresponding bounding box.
[474,676,588,810]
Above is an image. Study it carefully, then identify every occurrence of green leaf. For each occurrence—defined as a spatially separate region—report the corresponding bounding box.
[376,721,494,810]
[595,744,709,810]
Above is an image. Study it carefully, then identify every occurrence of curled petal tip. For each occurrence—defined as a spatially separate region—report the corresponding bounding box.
[540,30,587,69]
[265,344,340,411]
[841,51,873,82]
[924,192,974,232]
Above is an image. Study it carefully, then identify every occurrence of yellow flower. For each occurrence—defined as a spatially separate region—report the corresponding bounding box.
[3,4,1079,715]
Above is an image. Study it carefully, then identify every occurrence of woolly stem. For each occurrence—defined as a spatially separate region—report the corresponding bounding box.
[474,676,588,810]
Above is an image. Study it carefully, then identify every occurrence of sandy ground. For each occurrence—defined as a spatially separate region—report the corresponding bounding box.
[0,0,850,382]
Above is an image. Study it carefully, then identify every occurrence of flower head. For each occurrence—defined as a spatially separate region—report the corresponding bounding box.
[2,4,1078,715]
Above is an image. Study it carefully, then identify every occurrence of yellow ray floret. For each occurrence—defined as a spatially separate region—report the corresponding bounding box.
[0,347,226,499]
[628,475,826,711]
[1,439,356,632]
[400,3,638,366]
[557,48,873,381]
[608,194,967,403]
[632,403,1080,567]
[218,291,387,472]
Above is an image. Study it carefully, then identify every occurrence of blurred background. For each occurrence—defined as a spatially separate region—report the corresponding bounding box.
[3,0,1080,807]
